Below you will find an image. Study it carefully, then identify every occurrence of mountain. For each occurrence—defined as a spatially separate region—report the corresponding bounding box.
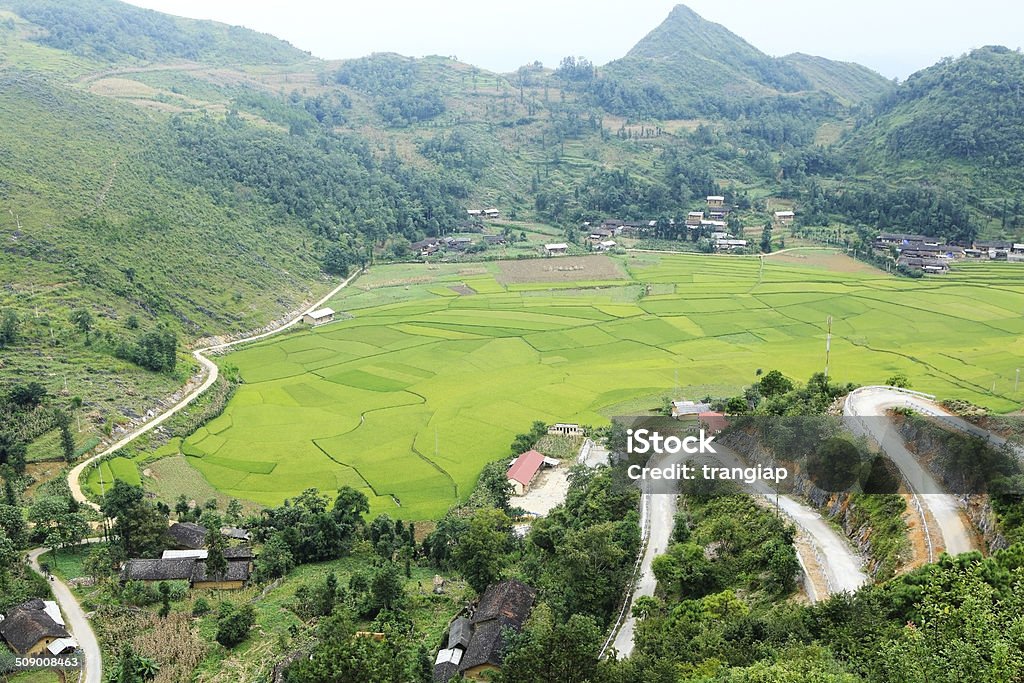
[597,4,891,118]
[839,46,1024,199]
[780,52,894,106]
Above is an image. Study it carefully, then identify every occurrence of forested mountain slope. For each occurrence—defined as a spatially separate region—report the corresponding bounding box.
[840,46,1024,200]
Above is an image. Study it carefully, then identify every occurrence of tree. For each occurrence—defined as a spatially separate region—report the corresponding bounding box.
[477,461,514,511]
[367,562,405,615]
[216,604,255,648]
[201,511,228,579]
[758,370,794,398]
[886,373,911,389]
[103,481,168,558]
[0,504,27,547]
[108,645,159,683]
[454,507,513,594]
[58,411,76,462]
[255,533,295,581]
[225,498,243,526]
[0,309,18,348]
[0,434,27,475]
[760,222,773,253]
[69,308,93,344]
[497,603,602,683]
[158,581,171,618]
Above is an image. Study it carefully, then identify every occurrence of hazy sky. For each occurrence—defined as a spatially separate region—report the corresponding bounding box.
[123,0,1023,79]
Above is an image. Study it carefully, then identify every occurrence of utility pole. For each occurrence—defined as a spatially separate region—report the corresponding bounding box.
[824,316,832,379]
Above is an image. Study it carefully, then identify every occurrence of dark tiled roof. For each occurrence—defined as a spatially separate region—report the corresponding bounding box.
[459,616,517,671]
[167,522,207,549]
[471,579,536,626]
[433,661,460,683]
[221,527,251,541]
[121,558,195,582]
[192,559,251,583]
[448,617,472,650]
[0,601,71,654]
[224,546,254,560]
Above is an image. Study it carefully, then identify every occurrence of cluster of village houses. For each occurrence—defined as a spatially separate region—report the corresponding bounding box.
[874,233,1024,273]
[410,198,799,259]
[0,522,254,659]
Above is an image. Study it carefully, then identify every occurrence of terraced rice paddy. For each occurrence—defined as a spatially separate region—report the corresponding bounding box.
[169,252,1024,519]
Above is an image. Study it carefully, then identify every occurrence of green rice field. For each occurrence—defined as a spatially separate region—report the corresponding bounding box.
[171,251,1024,519]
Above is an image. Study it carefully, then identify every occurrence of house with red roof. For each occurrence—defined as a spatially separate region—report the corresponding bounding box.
[699,411,729,434]
[507,450,545,495]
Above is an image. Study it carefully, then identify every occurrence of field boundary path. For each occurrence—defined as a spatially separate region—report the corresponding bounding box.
[27,543,102,683]
[844,385,984,557]
[69,271,362,511]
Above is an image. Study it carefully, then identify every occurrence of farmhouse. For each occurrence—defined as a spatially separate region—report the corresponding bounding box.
[699,411,730,434]
[672,399,712,418]
[303,307,335,326]
[483,234,506,245]
[507,449,545,495]
[0,599,76,657]
[707,195,725,208]
[544,243,568,255]
[433,579,537,682]
[412,238,441,255]
[120,555,253,590]
[716,238,748,251]
[898,256,950,273]
[1009,244,1024,263]
[594,240,617,252]
[686,211,704,226]
[548,423,584,437]
[773,210,795,225]
[483,208,500,219]
[877,232,929,246]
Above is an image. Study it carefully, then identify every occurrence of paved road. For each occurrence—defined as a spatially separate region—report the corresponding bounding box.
[607,443,866,658]
[68,271,361,511]
[844,386,979,557]
[27,546,101,683]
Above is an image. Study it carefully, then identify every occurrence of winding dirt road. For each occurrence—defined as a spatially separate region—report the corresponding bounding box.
[607,443,867,658]
[844,386,980,557]
[51,271,358,680]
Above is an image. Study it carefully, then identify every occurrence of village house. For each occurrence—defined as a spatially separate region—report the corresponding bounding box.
[699,411,730,434]
[594,240,617,252]
[548,423,584,437]
[433,579,537,682]
[588,228,613,241]
[897,256,950,273]
[1008,244,1024,262]
[672,399,712,419]
[544,243,568,256]
[707,195,725,209]
[411,238,441,256]
[466,209,483,218]
[0,599,77,657]
[773,210,795,225]
[686,211,705,226]
[483,208,500,219]
[302,307,335,327]
[506,449,551,495]
[483,234,506,246]
[716,238,748,252]
[120,552,254,590]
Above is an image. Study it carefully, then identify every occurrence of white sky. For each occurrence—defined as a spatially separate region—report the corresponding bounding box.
[123,0,1024,79]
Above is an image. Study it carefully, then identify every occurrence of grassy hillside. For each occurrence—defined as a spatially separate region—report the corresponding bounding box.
[0,0,310,64]
[781,52,895,106]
